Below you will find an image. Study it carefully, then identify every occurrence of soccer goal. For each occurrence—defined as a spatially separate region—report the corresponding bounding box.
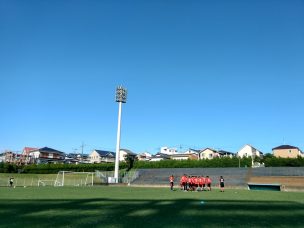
[54,171,94,187]
[38,179,55,187]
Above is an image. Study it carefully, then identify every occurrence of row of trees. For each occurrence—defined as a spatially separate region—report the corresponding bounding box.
[0,162,127,174]
[0,155,303,173]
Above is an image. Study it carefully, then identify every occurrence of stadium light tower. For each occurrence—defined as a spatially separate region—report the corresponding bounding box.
[114,86,127,183]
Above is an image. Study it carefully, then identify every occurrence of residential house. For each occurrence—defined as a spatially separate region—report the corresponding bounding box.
[22,147,39,156]
[149,153,171,162]
[237,144,263,159]
[184,148,200,156]
[218,150,235,158]
[199,148,218,159]
[89,150,115,163]
[169,148,199,160]
[65,153,90,164]
[119,149,137,162]
[160,147,178,155]
[29,147,65,164]
[170,153,198,160]
[19,147,39,164]
[0,151,17,163]
[272,145,304,158]
[137,152,152,161]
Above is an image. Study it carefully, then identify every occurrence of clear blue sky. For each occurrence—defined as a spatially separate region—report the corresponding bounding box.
[1,0,303,155]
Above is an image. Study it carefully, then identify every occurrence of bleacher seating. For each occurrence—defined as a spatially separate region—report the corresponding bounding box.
[131,167,304,188]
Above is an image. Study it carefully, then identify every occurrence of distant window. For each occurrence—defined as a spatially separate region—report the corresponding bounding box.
[209,154,213,159]
[289,150,291,153]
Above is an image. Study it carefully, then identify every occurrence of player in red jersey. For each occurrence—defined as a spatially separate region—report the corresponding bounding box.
[187,176,192,191]
[206,176,212,191]
[201,175,206,191]
[194,176,199,191]
[179,175,183,190]
[191,176,196,191]
[180,174,186,191]
[198,176,203,191]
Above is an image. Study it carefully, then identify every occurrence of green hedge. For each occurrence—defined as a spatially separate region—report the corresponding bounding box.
[133,157,253,169]
[0,162,128,174]
[1,156,303,174]
[0,163,19,173]
[264,156,304,167]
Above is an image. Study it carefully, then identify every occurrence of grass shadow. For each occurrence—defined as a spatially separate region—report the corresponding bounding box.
[0,197,303,227]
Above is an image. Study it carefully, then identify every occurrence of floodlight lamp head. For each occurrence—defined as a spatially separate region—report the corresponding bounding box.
[115,86,127,103]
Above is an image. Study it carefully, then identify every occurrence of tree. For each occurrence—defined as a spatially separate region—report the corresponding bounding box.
[125,154,137,171]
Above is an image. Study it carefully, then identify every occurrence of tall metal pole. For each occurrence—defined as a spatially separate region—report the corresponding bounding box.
[114,86,127,183]
[114,101,122,182]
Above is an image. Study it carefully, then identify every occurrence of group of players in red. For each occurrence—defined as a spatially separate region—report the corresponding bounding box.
[179,174,212,191]
[169,174,224,191]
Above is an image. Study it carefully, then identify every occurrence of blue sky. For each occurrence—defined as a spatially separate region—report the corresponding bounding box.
[1,0,303,155]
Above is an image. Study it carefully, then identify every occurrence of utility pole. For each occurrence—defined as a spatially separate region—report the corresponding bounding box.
[80,142,85,163]
[114,86,127,183]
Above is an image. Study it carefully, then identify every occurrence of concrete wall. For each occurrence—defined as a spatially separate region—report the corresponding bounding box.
[131,167,304,189]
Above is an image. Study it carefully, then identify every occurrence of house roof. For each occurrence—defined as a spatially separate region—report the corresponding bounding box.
[38,147,65,155]
[171,153,198,158]
[151,153,171,159]
[189,148,200,153]
[66,153,89,159]
[239,144,263,154]
[218,150,234,155]
[120,149,137,156]
[23,147,39,155]
[200,148,217,153]
[272,145,300,150]
[95,150,116,157]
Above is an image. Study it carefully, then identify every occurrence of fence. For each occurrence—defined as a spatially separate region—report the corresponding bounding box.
[95,170,139,184]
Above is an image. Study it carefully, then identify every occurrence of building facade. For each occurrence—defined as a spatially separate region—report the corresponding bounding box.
[272,145,303,158]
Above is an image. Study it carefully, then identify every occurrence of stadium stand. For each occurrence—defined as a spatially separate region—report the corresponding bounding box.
[131,167,304,190]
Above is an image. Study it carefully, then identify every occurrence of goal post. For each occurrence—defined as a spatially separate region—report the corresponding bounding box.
[54,171,94,187]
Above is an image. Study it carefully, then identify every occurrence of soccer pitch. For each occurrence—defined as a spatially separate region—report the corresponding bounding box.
[0,186,303,228]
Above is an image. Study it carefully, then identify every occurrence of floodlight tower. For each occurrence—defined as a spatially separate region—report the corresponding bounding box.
[114,86,127,183]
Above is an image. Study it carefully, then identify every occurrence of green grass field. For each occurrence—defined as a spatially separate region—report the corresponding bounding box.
[0,186,303,228]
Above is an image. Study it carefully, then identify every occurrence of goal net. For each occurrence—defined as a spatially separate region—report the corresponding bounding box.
[54,171,94,187]
[95,170,139,184]
[38,179,55,187]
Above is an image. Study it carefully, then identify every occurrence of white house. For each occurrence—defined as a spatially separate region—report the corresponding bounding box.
[29,147,65,164]
[119,149,137,162]
[237,144,263,158]
[199,148,218,159]
[89,150,115,163]
[160,147,177,155]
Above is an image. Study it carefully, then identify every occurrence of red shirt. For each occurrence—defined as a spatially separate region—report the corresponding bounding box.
[180,176,186,183]
[194,177,199,185]
[199,177,205,185]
